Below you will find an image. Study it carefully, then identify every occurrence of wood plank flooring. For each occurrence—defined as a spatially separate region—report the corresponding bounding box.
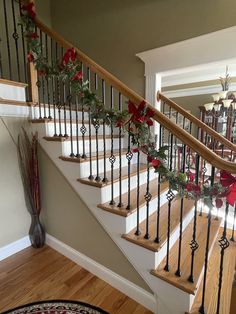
[0,246,153,314]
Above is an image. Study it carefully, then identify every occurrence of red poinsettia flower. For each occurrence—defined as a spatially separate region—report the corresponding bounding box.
[27,52,34,62]
[62,48,78,66]
[72,70,83,81]
[188,171,195,182]
[147,155,153,162]
[22,2,36,20]
[152,159,161,168]
[220,170,236,206]
[38,70,46,76]
[30,32,39,40]
[128,100,154,126]
[132,148,139,153]
[215,198,223,208]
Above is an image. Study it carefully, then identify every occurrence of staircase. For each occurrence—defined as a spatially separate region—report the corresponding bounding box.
[0,1,236,313]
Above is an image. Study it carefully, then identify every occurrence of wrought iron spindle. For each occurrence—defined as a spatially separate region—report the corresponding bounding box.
[3,0,12,80]
[102,79,108,183]
[19,0,27,85]
[117,93,123,207]
[94,74,100,181]
[144,155,152,239]
[126,127,133,210]
[45,34,51,119]
[109,86,116,204]
[175,144,187,277]
[216,203,230,314]
[164,133,175,271]
[63,81,68,137]
[230,203,236,241]
[87,67,94,180]
[188,154,200,283]
[155,123,163,243]
[56,77,63,137]
[199,165,215,314]
[11,0,20,81]
[39,30,47,118]
[68,90,74,157]
[75,95,80,158]
[51,39,57,135]
[135,144,141,235]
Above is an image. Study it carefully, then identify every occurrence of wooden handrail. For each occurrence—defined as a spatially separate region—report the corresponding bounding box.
[157,92,236,153]
[34,18,236,173]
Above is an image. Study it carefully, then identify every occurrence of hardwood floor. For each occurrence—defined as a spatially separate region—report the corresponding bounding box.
[0,246,153,314]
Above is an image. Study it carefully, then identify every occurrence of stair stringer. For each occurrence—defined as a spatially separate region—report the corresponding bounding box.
[34,123,196,314]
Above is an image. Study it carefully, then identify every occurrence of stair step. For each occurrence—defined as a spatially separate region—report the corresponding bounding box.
[0,98,34,106]
[78,163,147,187]
[0,78,28,88]
[122,198,194,252]
[59,148,128,164]
[151,213,222,295]
[187,230,236,314]
[97,179,168,217]
[43,134,123,141]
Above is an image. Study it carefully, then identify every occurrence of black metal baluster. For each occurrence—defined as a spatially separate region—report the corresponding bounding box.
[11,0,20,81]
[117,92,123,207]
[144,155,152,239]
[164,133,175,271]
[102,79,108,183]
[198,165,215,314]
[68,90,74,157]
[87,67,94,180]
[175,144,187,277]
[216,203,230,314]
[109,86,116,204]
[19,1,27,86]
[51,38,57,135]
[200,131,208,216]
[56,77,62,137]
[126,128,133,210]
[230,203,236,241]
[75,95,80,159]
[94,73,100,181]
[188,154,200,283]
[155,123,163,243]
[63,80,68,137]
[3,0,12,80]
[135,144,141,235]
[39,30,47,118]
[45,34,51,119]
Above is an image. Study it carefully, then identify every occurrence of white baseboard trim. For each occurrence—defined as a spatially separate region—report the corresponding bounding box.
[46,233,156,312]
[0,235,31,261]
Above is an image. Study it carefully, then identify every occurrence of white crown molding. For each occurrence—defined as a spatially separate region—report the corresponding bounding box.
[136,26,236,77]
[0,236,31,261]
[46,233,156,312]
[164,83,236,98]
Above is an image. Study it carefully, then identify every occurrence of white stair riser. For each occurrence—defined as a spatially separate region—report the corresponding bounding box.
[100,170,157,203]
[79,154,138,178]
[0,82,26,102]
[154,206,194,269]
[62,138,125,156]
[45,122,120,137]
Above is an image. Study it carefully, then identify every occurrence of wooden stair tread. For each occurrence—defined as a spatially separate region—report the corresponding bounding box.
[187,230,236,314]
[78,163,147,187]
[0,98,34,106]
[43,134,123,141]
[122,198,195,252]
[59,149,128,163]
[151,213,222,295]
[97,180,168,217]
[31,118,89,124]
[0,78,28,87]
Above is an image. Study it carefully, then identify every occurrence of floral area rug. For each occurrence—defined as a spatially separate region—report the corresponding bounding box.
[1,300,109,314]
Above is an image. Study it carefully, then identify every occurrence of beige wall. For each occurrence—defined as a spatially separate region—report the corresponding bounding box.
[0,117,31,247]
[50,0,236,96]
[35,0,52,27]
[39,147,151,292]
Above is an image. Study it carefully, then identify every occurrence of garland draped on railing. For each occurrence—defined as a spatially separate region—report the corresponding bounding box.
[20,2,236,209]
